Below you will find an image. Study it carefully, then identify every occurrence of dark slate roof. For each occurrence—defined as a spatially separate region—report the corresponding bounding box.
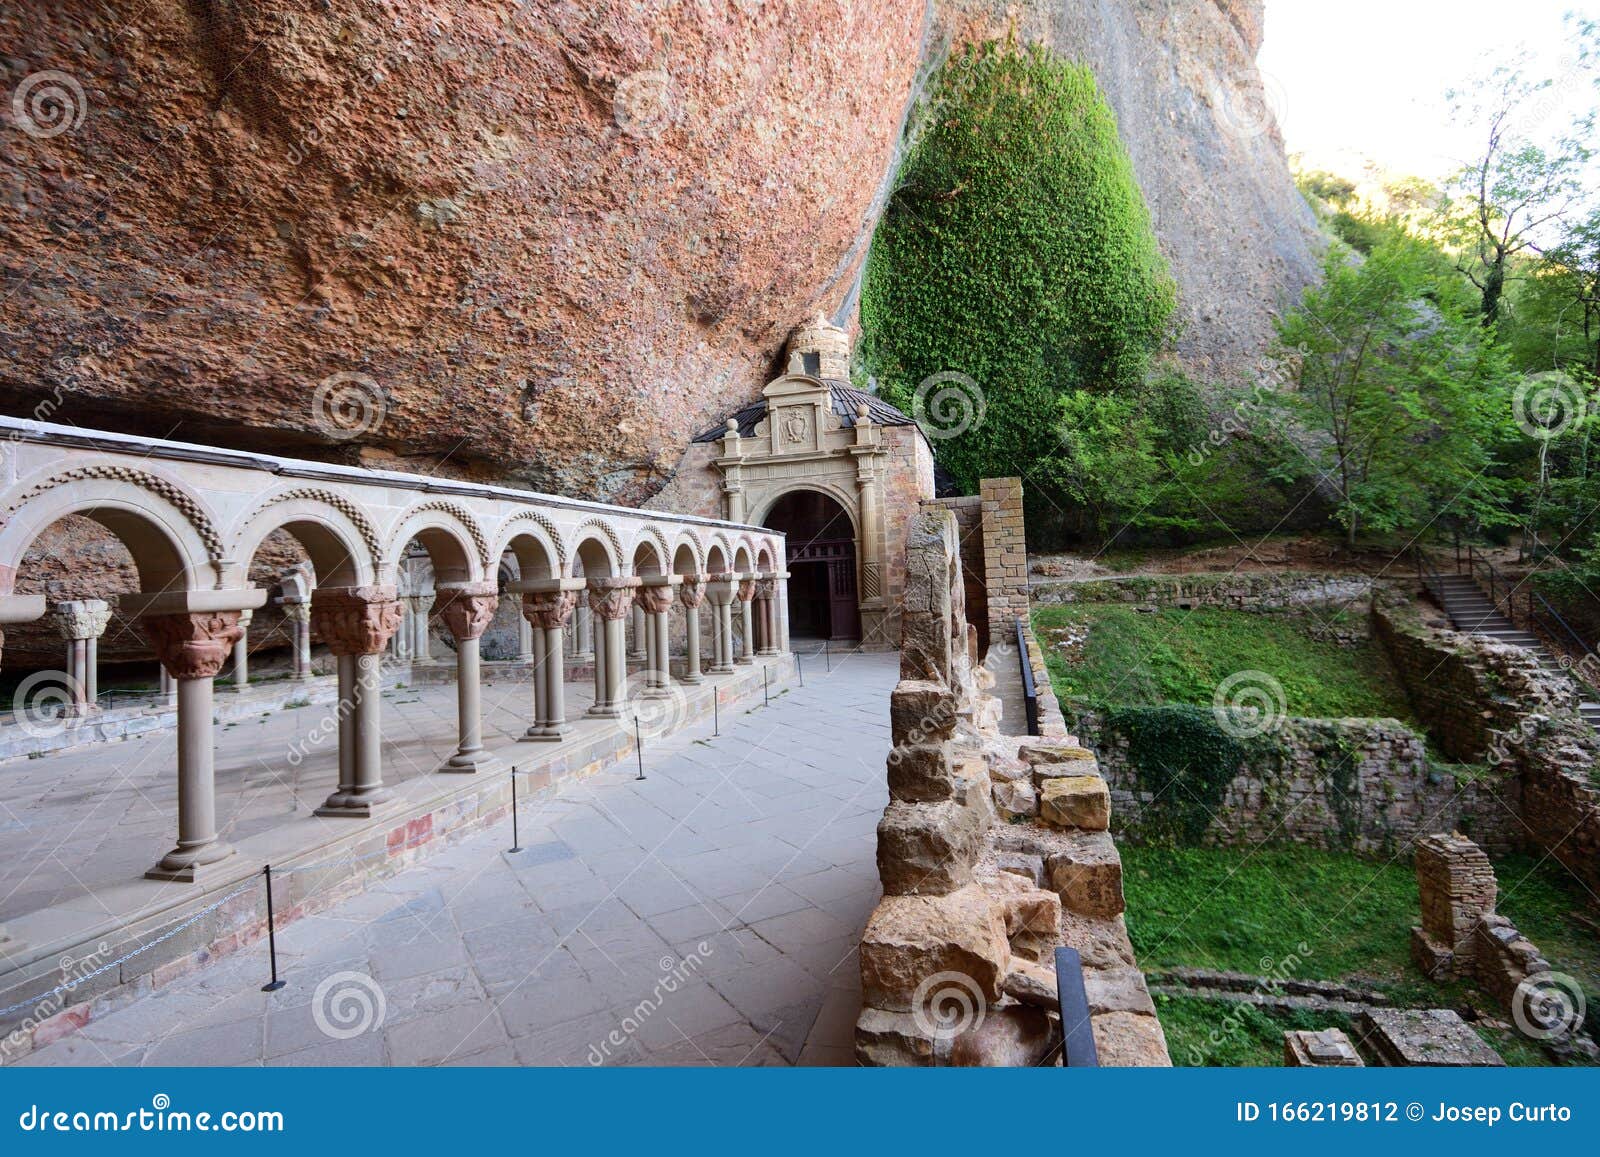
[692,381,920,443]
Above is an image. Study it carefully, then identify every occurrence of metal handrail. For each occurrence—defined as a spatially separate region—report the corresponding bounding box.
[1015,615,1040,737]
[1052,946,1099,1067]
[1448,545,1600,683]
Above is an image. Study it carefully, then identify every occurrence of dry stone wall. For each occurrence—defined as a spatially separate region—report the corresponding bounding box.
[857,505,1168,1066]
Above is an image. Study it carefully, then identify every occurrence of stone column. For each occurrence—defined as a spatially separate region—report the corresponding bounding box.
[706,574,736,674]
[52,599,110,717]
[677,575,706,685]
[587,578,635,718]
[775,571,791,654]
[311,586,403,817]
[140,610,244,881]
[628,603,648,663]
[434,582,500,774]
[230,608,253,689]
[520,584,578,741]
[755,578,780,656]
[517,612,535,664]
[281,599,313,679]
[159,666,176,707]
[735,577,756,665]
[638,579,676,696]
[406,593,435,664]
[573,602,594,661]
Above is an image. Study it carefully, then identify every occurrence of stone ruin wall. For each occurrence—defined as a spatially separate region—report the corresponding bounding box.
[855,506,1169,1066]
[1374,590,1600,902]
[1083,714,1522,856]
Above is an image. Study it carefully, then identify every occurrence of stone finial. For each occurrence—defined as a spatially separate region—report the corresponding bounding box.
[433,582,499,641]
[52,598,112,642]
[140,610,243,680]
[310,585,403,656]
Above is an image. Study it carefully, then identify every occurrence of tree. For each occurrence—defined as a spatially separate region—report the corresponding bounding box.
[1274,237,1513,547]
[1445,43,1594,326]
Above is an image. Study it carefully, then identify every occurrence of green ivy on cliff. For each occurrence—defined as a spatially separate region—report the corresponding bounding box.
[860,39,1177,505]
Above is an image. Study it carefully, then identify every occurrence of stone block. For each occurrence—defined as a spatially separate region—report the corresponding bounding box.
[992,778,1037,822]
[854,1008,935,1067]
[1018,742,1096,767]
[949,1004,1058,1067]
[995,852,1044,887]
[876,797,988,895]
[1083,967,1156,1017]
[1090,1010,1172,1067]
[1354,1008,1505,1067]
[994,884,1060,961]
[1002,959,1057,1009]
[1284,1028,1364,1067]
[1040,775,1110,831]
[859,887,1009,1014]
[887,742,958,804]
[890,679,958,746]
[1046,831,1124,918]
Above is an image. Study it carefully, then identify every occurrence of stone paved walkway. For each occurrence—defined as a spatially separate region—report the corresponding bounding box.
[18,650,895,1067]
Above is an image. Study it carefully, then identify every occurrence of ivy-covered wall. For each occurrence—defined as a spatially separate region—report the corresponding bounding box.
[860,38,1175,502]
[1075,707,1522,855]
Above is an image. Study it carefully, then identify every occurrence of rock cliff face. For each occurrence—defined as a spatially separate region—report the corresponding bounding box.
[0,0,927,502]
[0,0,1310,506]
[934,0,1320,381]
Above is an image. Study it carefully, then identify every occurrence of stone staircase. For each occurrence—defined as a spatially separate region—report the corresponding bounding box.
[1425,571,1600,731]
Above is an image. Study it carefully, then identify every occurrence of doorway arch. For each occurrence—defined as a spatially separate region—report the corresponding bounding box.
[760,488,859,641]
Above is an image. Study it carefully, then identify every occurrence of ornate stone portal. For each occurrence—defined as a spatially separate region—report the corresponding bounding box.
[655,316,936,649]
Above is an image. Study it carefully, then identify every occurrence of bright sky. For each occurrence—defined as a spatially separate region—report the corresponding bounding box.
[1258,0,1600,182]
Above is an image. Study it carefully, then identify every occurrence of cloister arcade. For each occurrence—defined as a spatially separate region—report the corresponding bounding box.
[0,417,790,954]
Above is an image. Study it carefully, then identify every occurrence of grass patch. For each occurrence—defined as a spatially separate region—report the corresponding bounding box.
[1156,995,1355,1067]
[1033,604,1413,721]
[1124,844,1600,1065]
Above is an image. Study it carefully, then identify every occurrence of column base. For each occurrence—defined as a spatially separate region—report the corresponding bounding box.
[519,725,568,743]
[144,843,237,883]
[756,649,780,658]
[587,704,625,719]
[679,673,704,685]
[439,750,504,774]
[314,790,395,818]
[735,656,754,666]
[707,664,735,675]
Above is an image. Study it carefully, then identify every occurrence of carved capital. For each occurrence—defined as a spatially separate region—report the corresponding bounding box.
[755,578,777,601]
[141,611,243,680]
[433,583,498,641]
[53,599,113,642]
[310,585,403,657]
[637,584,676,615]
[677,576,707,610]
[736,578,756,603]
[521,589,577,631]
[280,599,312,624]
[587,578,637,621]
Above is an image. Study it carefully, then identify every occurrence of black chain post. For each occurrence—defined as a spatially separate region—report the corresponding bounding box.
[509,766,522,854]
[635,716,646,780]
[261,864,285,993]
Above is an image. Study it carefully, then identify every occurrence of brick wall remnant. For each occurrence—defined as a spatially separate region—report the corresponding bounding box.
[1410,833,1497,980]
